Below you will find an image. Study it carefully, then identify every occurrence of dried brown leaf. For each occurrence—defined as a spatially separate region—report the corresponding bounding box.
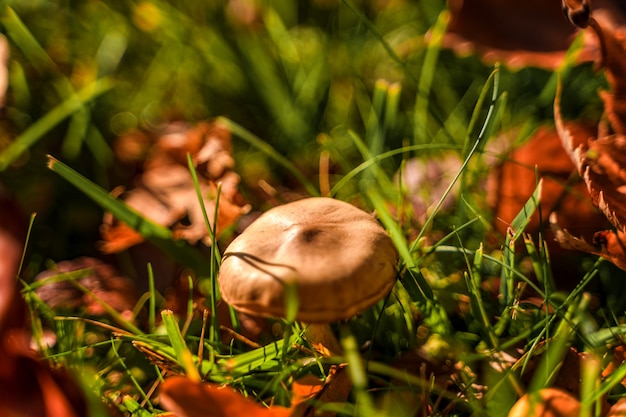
[550,213,626,270]
[508,388,580,417]
[0,353,88,417]
[159,376,292,417]
[0,195,92,417]
[291,365,351,417]
[491,126,607,240]
[592,23,626,135]
[607,397,626,416]
[445,0,626,69]
[34,257,139,317]
[554,3,626,237]
[555,91,626,231]
[101,121,250,253]
[602,345,626,389]
[0,187,26,333]
[561,0,626,135]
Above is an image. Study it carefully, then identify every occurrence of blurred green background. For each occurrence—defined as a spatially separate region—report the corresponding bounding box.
[0,0,604,274]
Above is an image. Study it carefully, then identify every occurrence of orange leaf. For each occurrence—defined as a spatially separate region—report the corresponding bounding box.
[0,187,26,332]
[555,91,626,233]
[550,213,626,271]
[602,345,626,388]
[444,0,595,69]
[0,192,90,417]
[580,11,626,135]
[291,365,352,417]
[492,125,606,240]
[159,376,292,417]
[508,388,580,417]
[101,121,250,253]
[554,5,626,234]
[489,126,610,283]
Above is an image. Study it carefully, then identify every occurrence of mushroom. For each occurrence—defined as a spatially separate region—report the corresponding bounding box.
[217,197,399,355]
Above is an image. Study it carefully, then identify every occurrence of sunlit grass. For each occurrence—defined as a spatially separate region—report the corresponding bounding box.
[3,0,621,416]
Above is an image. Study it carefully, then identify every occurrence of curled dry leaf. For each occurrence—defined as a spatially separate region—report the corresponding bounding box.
[550,212,626,271]
[159,376,292,417]
[444,0,626,69]
[553,3,626,270]
[101,120,251,253]
[561,2,626,135]
[556,3,626,228]
[34,257,139,317]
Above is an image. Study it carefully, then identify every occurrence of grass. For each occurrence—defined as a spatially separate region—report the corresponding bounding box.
[3,1,626,416]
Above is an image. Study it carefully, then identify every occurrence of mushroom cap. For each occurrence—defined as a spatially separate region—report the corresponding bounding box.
[217,197,399,323]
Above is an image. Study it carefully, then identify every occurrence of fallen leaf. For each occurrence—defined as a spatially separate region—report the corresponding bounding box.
[491,125,607,241]
[508,388,580,417]
[606,397,626,416]
[550,213,626,271]
[556,2,626,222]
[0,192,92,417]
[291,365,352,417]
[159,376,292,417]
[101,120,250,253]
[0,186,26,332]
[602,345,626,388]
[34,257,139,317]
[0,353,88,417]
[561,0,626,134]
[488,126,610,284]
[444,0,626,69]
[553,3,626,270]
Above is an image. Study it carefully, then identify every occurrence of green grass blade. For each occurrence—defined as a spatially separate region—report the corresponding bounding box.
[330,142,461,196]
[413,10,449,145]
[529,293,591,392]
[365,188,452,336]
[0,78,114,170]
[162,309,201,381]
[500,179,543,306]
[523,234,555,296]
[340,325,378,417]
[118,395,155,417]
[147,263,156,334]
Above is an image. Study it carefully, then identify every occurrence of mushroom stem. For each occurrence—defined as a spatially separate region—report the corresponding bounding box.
[304,323,343,357]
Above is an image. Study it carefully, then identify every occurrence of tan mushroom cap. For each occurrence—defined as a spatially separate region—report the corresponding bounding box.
[217,197,399,323]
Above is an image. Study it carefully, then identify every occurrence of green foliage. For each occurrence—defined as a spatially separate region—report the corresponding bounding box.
[3,0,623,416]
